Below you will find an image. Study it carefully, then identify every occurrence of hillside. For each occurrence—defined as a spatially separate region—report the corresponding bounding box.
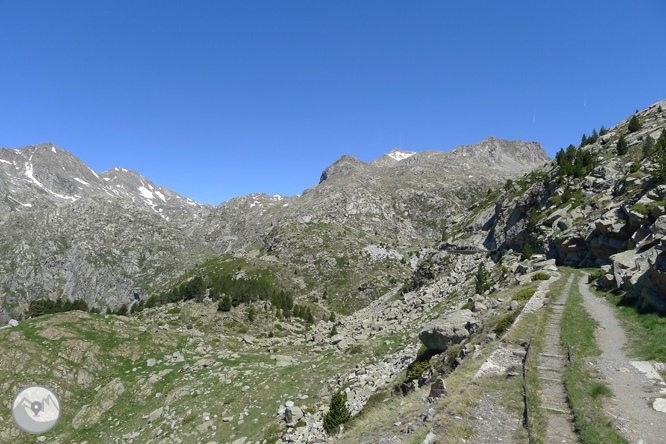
[1,99,666,443]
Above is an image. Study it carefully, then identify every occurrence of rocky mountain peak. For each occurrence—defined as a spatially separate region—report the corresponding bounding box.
[319,154,367,183]
[369,148,418,167]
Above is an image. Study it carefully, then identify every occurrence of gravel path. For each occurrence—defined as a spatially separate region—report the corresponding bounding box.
[578,274,666,444]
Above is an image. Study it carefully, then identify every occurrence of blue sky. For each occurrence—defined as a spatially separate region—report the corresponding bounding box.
[1,1,665,205]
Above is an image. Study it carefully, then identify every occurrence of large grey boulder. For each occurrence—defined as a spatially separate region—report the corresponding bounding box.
[330,334,343,345]
[610,248,657,290]
[419,309,479,351]
[8,319,18,327]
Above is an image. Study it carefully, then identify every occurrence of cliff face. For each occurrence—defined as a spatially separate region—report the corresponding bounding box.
[465,99,666,313]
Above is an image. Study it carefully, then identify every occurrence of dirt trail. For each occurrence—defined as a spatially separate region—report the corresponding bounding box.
[578,274,666,444]
[537,273,578,443]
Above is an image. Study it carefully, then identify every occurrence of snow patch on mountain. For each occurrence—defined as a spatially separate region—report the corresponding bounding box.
[138,186,154,200]
[387,148,416,161]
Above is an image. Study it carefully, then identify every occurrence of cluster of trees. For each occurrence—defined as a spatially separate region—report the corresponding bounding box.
[580,126,608,147]
[27,297,98,318]
[137,269,317,324]
[293,304,315,323]
[555,144,597,178]
[134,276,207,312]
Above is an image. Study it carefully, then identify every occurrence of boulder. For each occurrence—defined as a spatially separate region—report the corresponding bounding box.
[171,351,185,362]
[609,248,658,290]
[419,309,479,351]
[472,301,487,313]
[148,407,163,422]
[428,378,447,399]
[643,252,666,314]
[543,208,569,227]
[330,334,343,345]
[273,355,295,367]
[284,406,303,425]
[8,319,18,327]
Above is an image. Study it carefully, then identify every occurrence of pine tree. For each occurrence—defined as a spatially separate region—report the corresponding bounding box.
[561,187,572,203]
[617,134,628,155]
[521,244,534,261]
[323,391,351,434]
[474,263,489,295]
[628,115,641,133]
[305,307,314,324]
[643,135,655,158]
[217,295,232,312]
[329,312,336,322]
[247,306,256,322]
[581,133,588,147]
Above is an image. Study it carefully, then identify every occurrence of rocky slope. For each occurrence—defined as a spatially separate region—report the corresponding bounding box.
[462,99,666,313]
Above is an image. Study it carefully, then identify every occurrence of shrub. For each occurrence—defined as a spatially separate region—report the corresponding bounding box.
[631,203,650,216]
[406,360,430,381]
[494,311,520,335]
[446,343,464,371]
[182,413,197,424]
[323,392,351,434]
[532,272,550,281]
[630,160,641,173]
[587,269,606,283]
[167,307,181,314]
[515,288,537,301]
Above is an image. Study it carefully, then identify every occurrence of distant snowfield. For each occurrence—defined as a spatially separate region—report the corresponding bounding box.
[388,151,415,161]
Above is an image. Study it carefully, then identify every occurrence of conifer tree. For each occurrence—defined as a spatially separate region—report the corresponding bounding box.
[628,115,641,132]
[474,263,489,295]
[323,391,351,434]
[617,134,628,155]
[521,244,534,261]
[217,295,232,312]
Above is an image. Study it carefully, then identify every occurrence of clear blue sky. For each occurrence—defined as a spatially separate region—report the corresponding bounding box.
[1,1,665,205]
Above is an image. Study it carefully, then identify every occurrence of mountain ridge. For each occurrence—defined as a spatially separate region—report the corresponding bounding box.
[0,136,548,318]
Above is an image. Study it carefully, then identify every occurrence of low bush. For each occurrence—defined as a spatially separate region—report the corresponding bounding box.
[587,269,606,283]
[494,311,520,335]
[515,288,537,301]
[532,272,550,281]
[406,360,430,381]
